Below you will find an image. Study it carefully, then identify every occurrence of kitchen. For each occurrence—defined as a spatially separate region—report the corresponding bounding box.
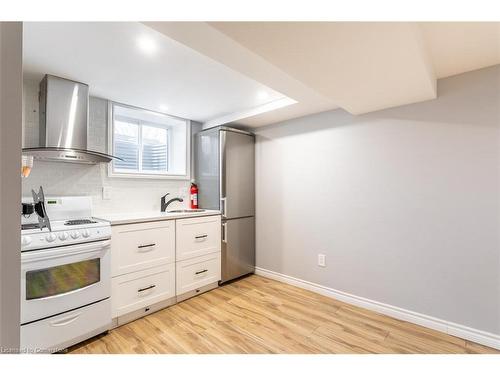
[17,22,262,352]
[0,10,500,372]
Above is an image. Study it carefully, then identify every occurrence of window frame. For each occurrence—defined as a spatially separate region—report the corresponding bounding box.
[107,101,191,180]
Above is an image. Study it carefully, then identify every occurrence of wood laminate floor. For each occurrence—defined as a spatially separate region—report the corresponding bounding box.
[69,275,498,354]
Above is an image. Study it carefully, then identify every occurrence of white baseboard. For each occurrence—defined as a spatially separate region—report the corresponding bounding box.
[255,267,500,350]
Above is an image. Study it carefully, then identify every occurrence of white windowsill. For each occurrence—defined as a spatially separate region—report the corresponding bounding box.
[107,171,191,180]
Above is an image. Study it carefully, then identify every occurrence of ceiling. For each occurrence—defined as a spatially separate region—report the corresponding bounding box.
[24,22,500,129]
[420,22,500,79]
[209,22,437,115]
[147,22,500,127]
[23,22,287,124]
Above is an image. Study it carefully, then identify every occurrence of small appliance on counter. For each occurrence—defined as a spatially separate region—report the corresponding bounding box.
[20,196,112,353]
[21,186,51,232]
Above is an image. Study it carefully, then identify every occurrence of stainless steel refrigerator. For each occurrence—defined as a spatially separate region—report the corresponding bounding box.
[194,126,255,283]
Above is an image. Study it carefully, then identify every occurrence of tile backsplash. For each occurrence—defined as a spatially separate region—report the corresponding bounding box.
[22,79,190,215]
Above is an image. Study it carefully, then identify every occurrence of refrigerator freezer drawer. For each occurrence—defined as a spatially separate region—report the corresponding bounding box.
[221,217,255,283]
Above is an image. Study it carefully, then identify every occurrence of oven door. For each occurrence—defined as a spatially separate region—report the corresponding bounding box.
[21,240,110,324]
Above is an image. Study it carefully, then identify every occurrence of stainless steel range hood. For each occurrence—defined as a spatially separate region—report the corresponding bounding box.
[22,75,120,164]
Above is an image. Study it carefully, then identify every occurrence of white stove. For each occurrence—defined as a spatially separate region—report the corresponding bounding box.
[20,196,111,353]
[21,218,111,252]
[21,196,111,251]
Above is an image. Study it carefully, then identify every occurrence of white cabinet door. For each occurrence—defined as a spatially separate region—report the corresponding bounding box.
[176,215,221,261]
[111,220,175,276]
[112,263,175,318]
[176,252,221,295]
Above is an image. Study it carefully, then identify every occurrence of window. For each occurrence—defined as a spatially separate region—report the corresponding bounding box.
[109,103,189,178]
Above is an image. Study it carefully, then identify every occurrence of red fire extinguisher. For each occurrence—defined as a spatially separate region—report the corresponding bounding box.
[190,181,199,209]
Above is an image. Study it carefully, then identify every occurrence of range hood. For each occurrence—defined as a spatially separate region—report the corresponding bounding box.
[22,75,121,164]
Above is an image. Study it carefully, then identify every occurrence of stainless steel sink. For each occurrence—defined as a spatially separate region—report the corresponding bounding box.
[167,209,206,213]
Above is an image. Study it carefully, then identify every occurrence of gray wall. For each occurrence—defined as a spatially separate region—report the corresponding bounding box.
[0,22,22,352]
[254,65,500,334]
[22,81,192,215]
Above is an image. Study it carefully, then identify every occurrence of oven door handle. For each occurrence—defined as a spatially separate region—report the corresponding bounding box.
[49,312,82,327]
[21,239,111,264]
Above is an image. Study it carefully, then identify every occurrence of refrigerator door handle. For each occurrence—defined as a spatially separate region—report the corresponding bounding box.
[219,129,227,207]
[222,222,227,243]
[220,197,227,218]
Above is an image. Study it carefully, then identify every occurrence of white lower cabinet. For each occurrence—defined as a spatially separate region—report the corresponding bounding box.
[111,220,175,277]
[176,215,221,261]
[176,252,221,296]
[175,216,222,301]
[111,263,175,318]
[110,214,221,326]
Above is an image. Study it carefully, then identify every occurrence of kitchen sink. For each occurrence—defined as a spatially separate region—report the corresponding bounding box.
[167,209,206,213]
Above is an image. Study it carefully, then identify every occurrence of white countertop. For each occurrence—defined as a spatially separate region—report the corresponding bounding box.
[95,209,221,226]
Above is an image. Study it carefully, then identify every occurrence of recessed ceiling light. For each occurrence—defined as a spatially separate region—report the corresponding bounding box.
[137,36,157,55]
[257,91,270,101]
[159,105,169,112]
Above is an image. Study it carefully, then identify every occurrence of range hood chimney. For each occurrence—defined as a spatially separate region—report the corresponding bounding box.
[22,74,120,164]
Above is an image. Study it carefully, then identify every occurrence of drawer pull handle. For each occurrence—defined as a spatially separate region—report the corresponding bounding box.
[138,284,156,293]
[138,243,156,249]
[195,234,208,240]
[195,269,208,275]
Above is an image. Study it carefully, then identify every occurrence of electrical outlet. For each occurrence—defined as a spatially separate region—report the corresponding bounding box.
[102,186,112,200]
[318,254,326,267]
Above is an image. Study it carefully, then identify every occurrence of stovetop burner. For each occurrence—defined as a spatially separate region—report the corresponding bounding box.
[64,219,98,226]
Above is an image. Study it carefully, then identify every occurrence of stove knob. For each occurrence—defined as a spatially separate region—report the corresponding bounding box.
[45,233,57,242]
[82,229,90,238]
[59,232,69,241]
[70,231,80,239]
[21,236,32,246]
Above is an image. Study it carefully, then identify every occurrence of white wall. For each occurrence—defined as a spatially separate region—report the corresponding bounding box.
[0,22,22,352]
[22,80,193,215]
[254,65,500,335]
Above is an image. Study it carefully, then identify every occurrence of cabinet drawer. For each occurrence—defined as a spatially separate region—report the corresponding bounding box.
[176,252,221,295]
[112,263,175,318]
[111,220,175,276]
[176,215,221,261]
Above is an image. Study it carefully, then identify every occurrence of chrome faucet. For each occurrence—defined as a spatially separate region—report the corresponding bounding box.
[161,193,184,212]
